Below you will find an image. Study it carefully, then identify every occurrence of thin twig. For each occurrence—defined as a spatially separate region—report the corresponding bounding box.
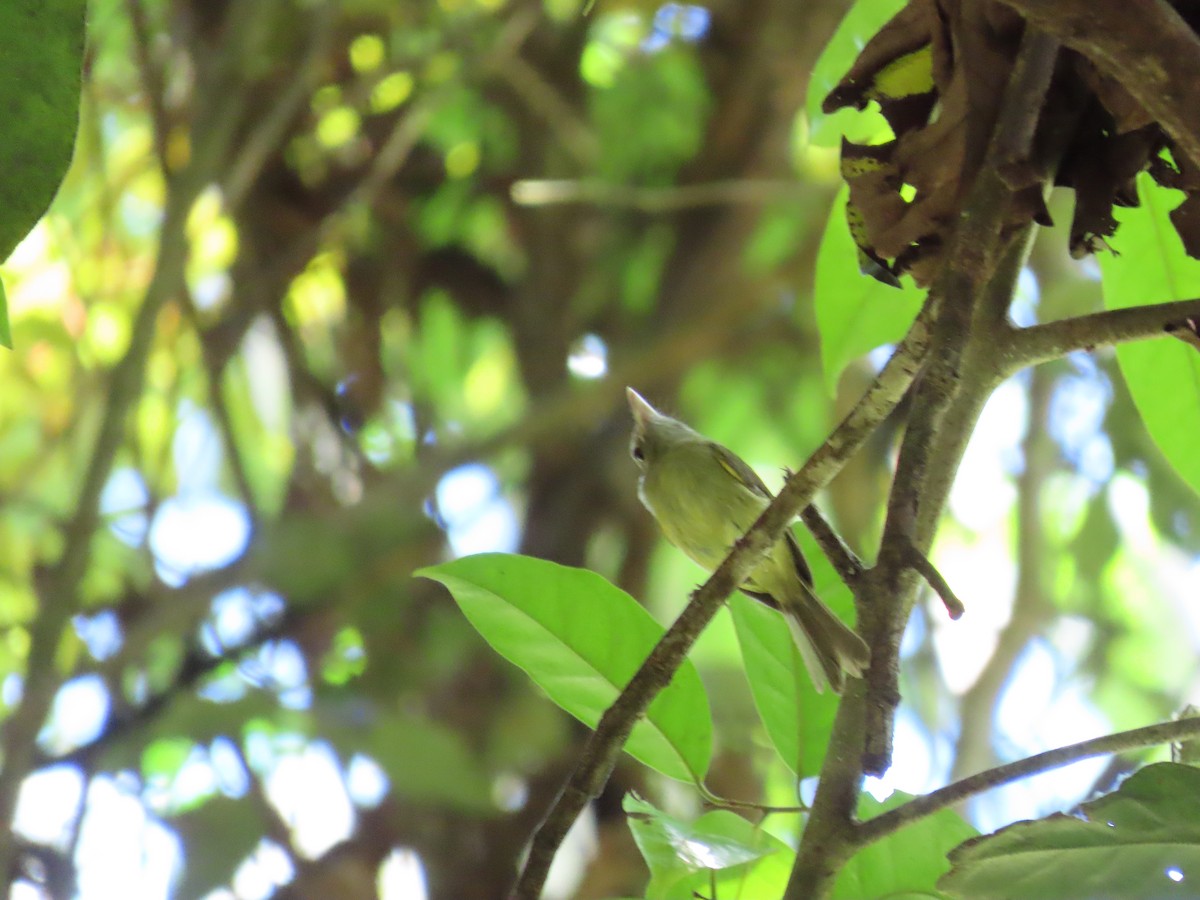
[903,544,965,620]
[511,178,809,211]
[799,504,864,586]
[220,4,336,210]
[124,0,170,165]
[856,717,1200,846]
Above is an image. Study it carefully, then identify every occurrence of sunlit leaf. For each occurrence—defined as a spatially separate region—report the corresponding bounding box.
[940,763,1200,899]
[416,553,713,782]
[805,0,905,147]
[815,185,925,392]
[1099,174,1200,499]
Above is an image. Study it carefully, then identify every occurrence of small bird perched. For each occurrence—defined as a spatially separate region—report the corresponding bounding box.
[626,387,870,693]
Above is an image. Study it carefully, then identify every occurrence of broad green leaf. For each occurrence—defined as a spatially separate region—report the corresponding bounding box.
[729,526,851,777]
[835,792,977,899]
[416,553,713,782]
[625,793,789,900]
[1099,173,1200,498]
[0,0,88,348]
[805,0,905,147]
[815,185,925,392]
[730,594,836,778]
[940,763,1200,899]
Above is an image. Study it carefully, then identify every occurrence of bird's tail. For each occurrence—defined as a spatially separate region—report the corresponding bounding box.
[780,588,870,695]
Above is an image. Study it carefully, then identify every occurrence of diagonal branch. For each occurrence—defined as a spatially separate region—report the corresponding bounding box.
[800,504,865,586]
[855,716,1200,846]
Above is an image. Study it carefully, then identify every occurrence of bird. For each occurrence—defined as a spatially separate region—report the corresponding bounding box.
[626,387,870,693]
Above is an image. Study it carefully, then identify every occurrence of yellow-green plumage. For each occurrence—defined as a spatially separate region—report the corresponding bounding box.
[627,387,869,693]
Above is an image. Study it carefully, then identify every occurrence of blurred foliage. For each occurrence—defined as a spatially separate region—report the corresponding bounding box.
[0,0,1196,898]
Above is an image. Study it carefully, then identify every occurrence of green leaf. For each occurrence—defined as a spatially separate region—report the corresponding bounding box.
[0,0,87,348]
[1099,173,1200,498]
[729,525,853,777]
[815,185,925,392]
[416,553,713,782]
[836,792,977,899]
[730,594,837,778]
[939,762,1200,899]
[805,0,905,147]
[625,793,789,900]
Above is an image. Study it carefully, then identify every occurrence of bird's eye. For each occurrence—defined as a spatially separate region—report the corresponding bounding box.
[631,444,645,462]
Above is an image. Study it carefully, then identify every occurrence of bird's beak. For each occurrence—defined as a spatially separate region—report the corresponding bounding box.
[626,387,659,428]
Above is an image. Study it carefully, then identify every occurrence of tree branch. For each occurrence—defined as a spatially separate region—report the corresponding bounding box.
[800,504,865,586]
[856,716,1200,846]
[507,294,936,900]
[998,0,1200,167]
[903,544,965,621]
[999,298,1200,373]
[787,27,1063,899]
[510,178,809,211]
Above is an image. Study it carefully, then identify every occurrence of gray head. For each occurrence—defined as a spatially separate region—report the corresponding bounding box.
[626,387,701,470]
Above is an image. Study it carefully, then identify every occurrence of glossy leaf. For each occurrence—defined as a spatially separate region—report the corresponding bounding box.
[730,593,837,778]
[625,792,789,900]
[416,553,713,782]
[940,763,1200,899]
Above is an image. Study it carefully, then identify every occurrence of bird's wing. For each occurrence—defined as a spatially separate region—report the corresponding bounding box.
[708,442,773,499]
